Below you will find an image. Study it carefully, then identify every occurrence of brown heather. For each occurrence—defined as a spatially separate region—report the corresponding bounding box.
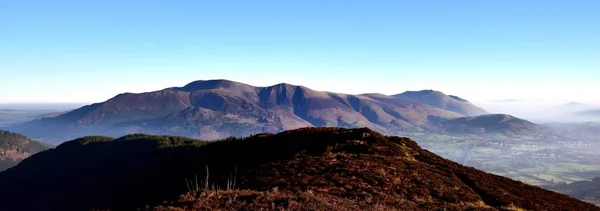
[0,127,596,210]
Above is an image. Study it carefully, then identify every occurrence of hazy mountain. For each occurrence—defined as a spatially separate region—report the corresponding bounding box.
[0,109,65,127]
[557,102,592,112]
[577,109,600,117]
[393,90,488,116]
[12,80,464,142]
[0,128,594,210]
[0,130,50,171]
[546,177,600,205]
[435,114,539,134]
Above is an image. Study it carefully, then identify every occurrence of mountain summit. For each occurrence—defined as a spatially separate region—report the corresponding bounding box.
[393,90,488,116]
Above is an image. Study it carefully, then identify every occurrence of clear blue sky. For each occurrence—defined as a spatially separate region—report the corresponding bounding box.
[1,0,598,103]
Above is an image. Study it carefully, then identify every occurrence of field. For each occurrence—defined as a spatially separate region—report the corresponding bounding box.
[401,125,600,187]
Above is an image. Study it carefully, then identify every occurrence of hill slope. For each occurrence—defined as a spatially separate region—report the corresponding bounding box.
[0,130,50,171]
[0,128,594,210]
[393,90,488,116]
[12,80,463,142]
[435,114,539,134]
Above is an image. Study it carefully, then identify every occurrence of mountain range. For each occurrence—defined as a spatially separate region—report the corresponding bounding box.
[10,80,538,143]
[0,127,594,210]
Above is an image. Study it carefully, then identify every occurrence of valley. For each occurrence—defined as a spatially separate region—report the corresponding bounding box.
[408,129,600,187]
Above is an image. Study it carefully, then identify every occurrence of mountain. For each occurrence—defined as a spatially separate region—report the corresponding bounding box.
[557,102,592,112]
[393,90,488,116]
[0,128,594,211]
[435,114,539,134]
[546,177,600,206]
[0,130,50,171]
[578,109,600,117]
[12,80,464,142]
[0,109,65,127]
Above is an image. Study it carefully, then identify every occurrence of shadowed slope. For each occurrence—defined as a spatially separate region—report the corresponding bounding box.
[0,128,594,211]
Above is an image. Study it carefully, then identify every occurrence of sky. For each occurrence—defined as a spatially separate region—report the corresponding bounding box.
[1,0,599,104]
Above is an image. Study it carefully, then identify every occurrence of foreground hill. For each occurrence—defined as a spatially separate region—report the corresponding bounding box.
[393,90,488,116]
[12,80,464,142]
[0,130,50,171]
[435,114,539,134]
[0,128,594,210]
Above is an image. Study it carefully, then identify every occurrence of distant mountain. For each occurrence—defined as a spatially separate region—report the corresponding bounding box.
[12,80,464,142]
[0,128,594,210]
[435,114,539,134]
[546,177,600,205]
[557,102,592,111]
[393,90,488,116]
[577,109,600,117]
[0,130,50,171]
[0,109,65,127]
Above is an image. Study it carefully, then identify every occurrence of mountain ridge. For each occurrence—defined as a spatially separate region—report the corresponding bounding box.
[12,80,467,142]
[10,80,533,142]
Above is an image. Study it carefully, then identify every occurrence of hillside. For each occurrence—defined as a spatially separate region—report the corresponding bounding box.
[0,130,50,171]
[435,114,539,134]
[11,80,464,142]
[393,90,488,116]
[0,128,595,210]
